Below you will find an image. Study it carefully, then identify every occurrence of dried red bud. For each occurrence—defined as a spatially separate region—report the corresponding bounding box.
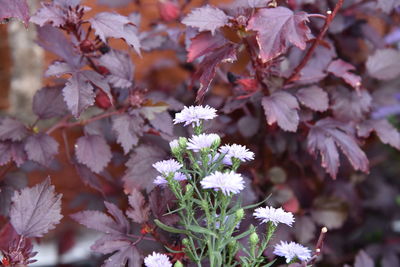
[158,0,180,22]
[97,66,110,76]
[95,90,112,110]
[80,39,96,53]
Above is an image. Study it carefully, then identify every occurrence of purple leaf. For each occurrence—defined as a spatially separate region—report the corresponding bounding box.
[193,43,237,101]
[247,6,312,62]
[358,119,400,149]
[261,91,300,132]
[331,87,371,122]
[0,142,27,167]
[149,187,179,226]
[181,5,230,35]
[37,26,81,67]
[149,112,174,139]
[10,177,63,238]
[63,72,96,117]
[98,50,134,88]
[296,86,329,112]
[187,32,228,62]
[377,0,400,13]
[0,0,29,26]
[112,112,144,155]
[354,250,374,267]
[0,172,27,216]
[327,59,362,89]
[287,43,336,84]
[366,48,400,80]
[71,210,124,235]
[30,2,67,27]
[45,61,75,77]
[103,202,130,234]
[89,12,141,55]
[0,117,28,142]
[33,85,68,119]
[75,135,112,173]
[307,118,369,178]
[126,188,150,224]
[74,161,103,193]
[123,144,167,193]
[91,235,141,267]
[24,134,59,166]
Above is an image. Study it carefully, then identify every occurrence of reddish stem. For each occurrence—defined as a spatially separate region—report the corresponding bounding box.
[308,227,328,265]
[284,0,344,86]
[46,108,126,135]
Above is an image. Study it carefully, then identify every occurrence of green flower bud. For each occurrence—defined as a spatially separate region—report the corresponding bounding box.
[178,137,188,149]
[174,261,184,267]
[249,232,259,245]
[182,238,190,246]
[235,208,245,221]
[228,240,237,250]
[201,199,209,210]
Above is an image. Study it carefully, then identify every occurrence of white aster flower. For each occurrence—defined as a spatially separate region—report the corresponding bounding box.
[253,206,294,226]
[154,172,188,186]
[152,159,182,175]
[273,241,312,263]
[200,171,245,195]
[187,133,220,152]
[219,144,255,165]
[169,139,179,150]
[144,252,172,267]
[173,105,217,126]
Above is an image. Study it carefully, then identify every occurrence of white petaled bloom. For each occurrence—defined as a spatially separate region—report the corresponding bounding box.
[253,206,294,227]
[219,144,255,165]
[173,105,217,126]
[169,139,179,150]
[273,241,312,263]
[144,252,172,267]
[200,171,245,195]
[152,159,182,175]
[154,172,188,186]
[187,133,220,152]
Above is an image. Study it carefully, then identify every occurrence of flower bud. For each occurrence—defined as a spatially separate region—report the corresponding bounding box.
[228,240,237,250]
[211,135,221,149]
[169,139,180,154]
[235,208,245,221]
[178,137,188,149]
[182,238,190,246]
[200,199,209,210]
[249,232,259,245]
[174,260,184,267]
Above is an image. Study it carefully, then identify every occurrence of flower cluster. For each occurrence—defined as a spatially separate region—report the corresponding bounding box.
[151,105,313,266]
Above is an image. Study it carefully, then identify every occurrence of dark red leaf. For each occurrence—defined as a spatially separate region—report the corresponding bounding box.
[126,188,150,224]
[187,31,228,62]
[24,134,59,166]
[75,135,112,174]
[193,43,237,101]
[33,85,68,119]
[327,59,362,89]
[0,117,28,142]
[354,250,374,267]
[366,48,400,80]
[123,144,167,193]
[296,86,329,112]
[357,119,400,149]
[181,5,230,34]
[261,91,300,132]
[0,0,29,26]
[10,178,63,238]
[247,6,312,62]
[331,87,371,122]
[307,118,369,178]
[112,112,144,154]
